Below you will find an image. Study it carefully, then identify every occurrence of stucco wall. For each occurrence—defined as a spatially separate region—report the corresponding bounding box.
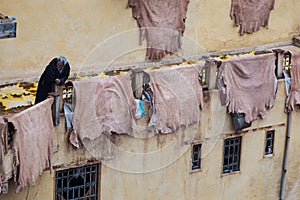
[3,172,53,200]
[99,81,287,200]
[1,0,299,81]
[100,127,285,200]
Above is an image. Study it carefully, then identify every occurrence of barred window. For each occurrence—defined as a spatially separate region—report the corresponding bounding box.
[55,164,99,200]
[265,130,275,155]
[283,52,291,71]
[62,82,74,102]
[191,143,202,171]
[222,136,242,174]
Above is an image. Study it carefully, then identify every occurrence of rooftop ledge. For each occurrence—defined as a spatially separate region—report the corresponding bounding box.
[0,38,298,86]
[0,37,299,114]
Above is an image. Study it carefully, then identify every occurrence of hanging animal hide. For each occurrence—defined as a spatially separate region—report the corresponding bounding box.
[70,73,137,148]
[128,0,190,60]
[230,0,275,35]
[285,50,300,112]
[218,53,277,123]
[0,117,6,193]
[146,64,203,133]
[9,97,54,193]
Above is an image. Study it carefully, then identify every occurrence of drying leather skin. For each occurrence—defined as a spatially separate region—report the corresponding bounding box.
[286,51,300,112]
[230,0,275,35]
[218,53,277,123]
[0,117,6,193]
[9,97,54,193]
[146,64,203,133]
[128,0,190,60]
[70,73,136,148]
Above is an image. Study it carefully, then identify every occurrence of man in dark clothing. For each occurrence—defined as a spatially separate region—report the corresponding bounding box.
[35,56,71,104]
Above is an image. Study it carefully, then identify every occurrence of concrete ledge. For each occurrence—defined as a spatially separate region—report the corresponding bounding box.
[0,40,294,86]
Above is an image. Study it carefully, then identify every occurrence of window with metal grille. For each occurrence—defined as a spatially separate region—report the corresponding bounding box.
[222,136,242,174]
[0,13,17,39]
[191,143,202,171]
[283,52,291,71]
[62,82,74,102]
[55,164,99,200]
[265,130,275,155]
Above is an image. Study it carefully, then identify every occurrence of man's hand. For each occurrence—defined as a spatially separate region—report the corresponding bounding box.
[55,78,61,85]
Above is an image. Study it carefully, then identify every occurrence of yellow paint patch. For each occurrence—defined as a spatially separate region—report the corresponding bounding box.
[0,82,37,110]
[217,51,256,60]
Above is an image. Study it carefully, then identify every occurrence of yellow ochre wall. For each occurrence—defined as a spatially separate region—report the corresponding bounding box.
[0,0,300,81]
[1,0,300,199]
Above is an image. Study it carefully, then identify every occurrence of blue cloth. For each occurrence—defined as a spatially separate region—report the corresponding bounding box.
[139,100,146,117]
[64,102,73,131]
[283,70,291,95]
[134,99,146,119]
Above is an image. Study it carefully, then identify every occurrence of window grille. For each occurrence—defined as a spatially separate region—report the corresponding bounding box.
[282,51,292,79]
[222,136,242,174]
[62,82,74,102]
[0,13,16,39]
[56,164,99,200]
[283,52,291,71]
[265,130,275,155]
[191,143,202,171]
[199,67,208,87]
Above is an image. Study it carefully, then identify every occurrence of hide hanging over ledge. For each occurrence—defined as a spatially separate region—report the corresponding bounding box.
[218,53,277,124]
[146,64,203,134]
[230,0,275,35]
[0,117,6,193]
[128,0,190,60]
[70,73,137,148]
[9,97,54,193]
[285,50,300,112]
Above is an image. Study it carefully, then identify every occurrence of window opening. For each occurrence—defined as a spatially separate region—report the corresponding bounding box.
[199,67,208,89]
[56,164,99,200]
[0,13,16,39]
[222,136,242,174]
[7,121,14,148]
[191,143,202,171]
[283,52,292,77]
[283,52,291,70]
[265,130,275,155]
[62,82,74,103]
